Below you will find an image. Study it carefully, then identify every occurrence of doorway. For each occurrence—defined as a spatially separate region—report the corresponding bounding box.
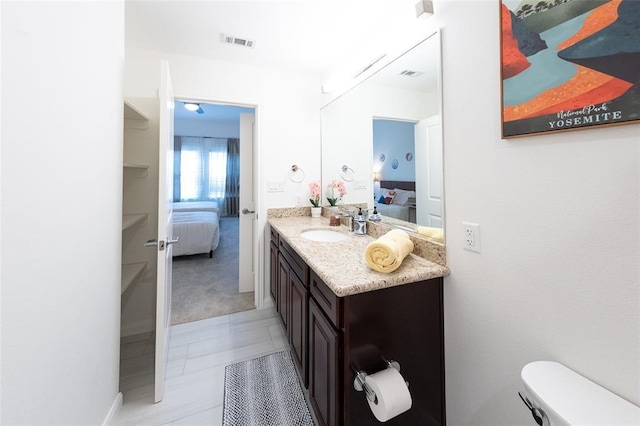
[170,100,256,325]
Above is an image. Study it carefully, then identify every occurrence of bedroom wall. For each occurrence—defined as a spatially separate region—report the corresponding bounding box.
[434,1,640,424]
[372,119,416,188]
[124,46,324,317]
[1,1,124,424]
[174,118,241,138]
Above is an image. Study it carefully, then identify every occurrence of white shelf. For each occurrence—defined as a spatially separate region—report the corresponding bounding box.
[124,100,149,121]
[122,214,147,231]
[124,101,150,130]
[123,162,149,170]
[122,262,147,294]
[123,163,149,177]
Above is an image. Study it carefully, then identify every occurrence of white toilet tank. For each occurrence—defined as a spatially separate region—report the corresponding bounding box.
[520,361,640,425]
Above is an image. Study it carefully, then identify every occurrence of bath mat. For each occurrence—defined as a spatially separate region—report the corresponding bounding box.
[223,350,315,426]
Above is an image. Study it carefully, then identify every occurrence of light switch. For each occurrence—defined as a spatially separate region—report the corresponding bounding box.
[267,180,285,192]
[354,179,367,190]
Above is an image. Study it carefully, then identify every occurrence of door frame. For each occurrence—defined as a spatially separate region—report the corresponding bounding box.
[172,96,262,309]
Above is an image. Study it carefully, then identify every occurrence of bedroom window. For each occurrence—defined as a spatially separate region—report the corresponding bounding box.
[178,137,227,202]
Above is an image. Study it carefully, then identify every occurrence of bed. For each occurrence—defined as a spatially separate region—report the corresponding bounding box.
[172,211,220,257]
[375,180,416,223]
[173,201,220,214]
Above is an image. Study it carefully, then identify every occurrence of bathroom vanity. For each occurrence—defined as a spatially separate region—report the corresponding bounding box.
[269,214,449,426]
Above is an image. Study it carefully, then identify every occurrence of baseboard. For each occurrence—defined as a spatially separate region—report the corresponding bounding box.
[102,392,123,425]
[262,297,274,309]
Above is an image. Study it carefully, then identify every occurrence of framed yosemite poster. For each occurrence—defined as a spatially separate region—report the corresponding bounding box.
[500,0,640,138]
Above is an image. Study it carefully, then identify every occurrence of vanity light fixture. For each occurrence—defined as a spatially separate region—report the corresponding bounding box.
[322,54,387,94]
[415,0,434,18]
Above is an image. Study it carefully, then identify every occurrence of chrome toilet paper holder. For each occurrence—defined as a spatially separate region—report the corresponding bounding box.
[353,360,403,403]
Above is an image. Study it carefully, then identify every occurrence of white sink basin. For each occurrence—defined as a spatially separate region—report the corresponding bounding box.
[300,229,348,242]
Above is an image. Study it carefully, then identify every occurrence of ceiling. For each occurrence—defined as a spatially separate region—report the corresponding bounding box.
[126,0,426,122]
[174,102,254,121]
[125,0,419,78]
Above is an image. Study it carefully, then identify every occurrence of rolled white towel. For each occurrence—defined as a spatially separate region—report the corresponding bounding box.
[417,226,444,242]
[364,229,414,273]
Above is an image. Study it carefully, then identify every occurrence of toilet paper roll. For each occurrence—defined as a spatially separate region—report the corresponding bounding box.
[364,367,412,422]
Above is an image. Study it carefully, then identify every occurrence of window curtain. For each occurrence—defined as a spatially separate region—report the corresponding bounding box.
[173,136,182,202]
[176,136,227,208]
[224,138,240,216]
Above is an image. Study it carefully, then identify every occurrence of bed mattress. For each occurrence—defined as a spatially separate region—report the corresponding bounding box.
[172,211,220,257]
[375,203,410,222]
[173,201,220,214]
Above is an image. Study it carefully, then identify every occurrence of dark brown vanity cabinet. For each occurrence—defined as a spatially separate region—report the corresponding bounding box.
[308,279,342,426]
[269,230,278,302]
[269,227,445,426]
[271,228,309,387]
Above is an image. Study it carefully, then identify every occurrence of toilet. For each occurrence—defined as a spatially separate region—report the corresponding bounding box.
[520,361,640,425]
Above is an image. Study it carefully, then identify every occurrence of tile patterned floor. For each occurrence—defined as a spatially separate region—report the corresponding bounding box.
[115,307,289,425]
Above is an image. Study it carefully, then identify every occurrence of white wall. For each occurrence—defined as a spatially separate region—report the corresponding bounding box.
[1,1,124,424]
[174,118,240,138]
[122,4,639,426]
[321,83,431,206]
[436,1,640,424]
[124,46,324,314]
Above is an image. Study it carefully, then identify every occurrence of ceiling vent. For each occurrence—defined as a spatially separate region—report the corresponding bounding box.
[399,70,424,77]
[221,33,255,49]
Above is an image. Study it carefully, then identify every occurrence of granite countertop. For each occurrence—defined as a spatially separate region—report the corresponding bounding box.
[268,216,450,297]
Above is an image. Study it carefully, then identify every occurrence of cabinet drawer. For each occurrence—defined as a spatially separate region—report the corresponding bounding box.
[310,269,342,329]
[279,238,306,284]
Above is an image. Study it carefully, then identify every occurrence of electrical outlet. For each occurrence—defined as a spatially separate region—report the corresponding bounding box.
[295,195,302,206]
[462,222,480,253]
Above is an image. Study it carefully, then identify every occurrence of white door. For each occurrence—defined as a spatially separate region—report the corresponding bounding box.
[415,115,443,227]
[154,60,175,403]
[238,113,255,294]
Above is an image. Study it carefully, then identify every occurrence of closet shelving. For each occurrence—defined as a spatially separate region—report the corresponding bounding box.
[122,213,147,231]
[122,100,151,295]
[121,262,147,294]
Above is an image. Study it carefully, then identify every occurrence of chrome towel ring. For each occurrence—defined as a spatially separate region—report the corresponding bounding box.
[341,165,355,182]
[289,164,305,183]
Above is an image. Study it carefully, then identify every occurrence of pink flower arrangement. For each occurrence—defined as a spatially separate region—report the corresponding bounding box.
[309,181,321,207]
[327,180,347,206]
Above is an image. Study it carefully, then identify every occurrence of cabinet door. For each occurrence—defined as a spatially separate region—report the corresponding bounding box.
[290,270,308,387]
[269,241,278,302]
[309,298,340,426]
[277,253,290,332]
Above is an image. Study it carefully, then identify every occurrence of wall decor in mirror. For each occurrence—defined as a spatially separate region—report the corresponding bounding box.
[321,29,444,242]
[500,0,640,138]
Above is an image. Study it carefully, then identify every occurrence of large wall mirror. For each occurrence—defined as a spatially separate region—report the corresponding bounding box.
[320,29,444,242]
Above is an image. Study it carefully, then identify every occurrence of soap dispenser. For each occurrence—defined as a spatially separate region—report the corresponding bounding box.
[369,206,381,222]
[354,208,367,236]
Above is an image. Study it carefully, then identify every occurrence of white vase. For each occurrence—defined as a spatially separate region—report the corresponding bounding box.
[311,206,322,218]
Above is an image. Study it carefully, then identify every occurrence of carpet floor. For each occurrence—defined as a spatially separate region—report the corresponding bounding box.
[171,216,255,325]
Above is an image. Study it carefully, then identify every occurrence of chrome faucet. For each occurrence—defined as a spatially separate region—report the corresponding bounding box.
[335,208,356,231]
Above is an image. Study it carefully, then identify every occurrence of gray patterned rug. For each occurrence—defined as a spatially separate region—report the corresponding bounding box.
[223,351,315,426]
